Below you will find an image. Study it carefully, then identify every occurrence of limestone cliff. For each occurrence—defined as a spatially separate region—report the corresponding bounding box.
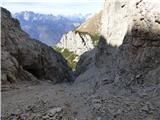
[100,0,160,46]
[76,0,160,86]
[73,1,160,118]
[56,11,102,56]
[55,13,102,69]
[56,31,94,56]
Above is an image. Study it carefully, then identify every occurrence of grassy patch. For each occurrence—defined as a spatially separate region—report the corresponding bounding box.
[75,30,100,47]
[54,46,78,70]
[90,34,100,46]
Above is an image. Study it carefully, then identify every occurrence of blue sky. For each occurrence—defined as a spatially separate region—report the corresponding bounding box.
[1,0,104,15]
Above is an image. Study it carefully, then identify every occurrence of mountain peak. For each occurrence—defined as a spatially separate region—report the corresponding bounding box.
[13,11,87,45]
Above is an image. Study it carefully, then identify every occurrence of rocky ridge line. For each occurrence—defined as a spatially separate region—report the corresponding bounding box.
[1,7,74,84]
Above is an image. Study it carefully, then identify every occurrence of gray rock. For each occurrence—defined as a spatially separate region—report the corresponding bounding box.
[47,107,63,116]
[76,0,160,87]
[1,7,74,84]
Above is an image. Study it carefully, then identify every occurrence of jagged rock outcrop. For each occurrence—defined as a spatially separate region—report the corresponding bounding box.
[56,31,94,56]
[76,0,160,86]
[55,13,102,69]
[74,1,160,117]
[74,35,160,119]
[1,7,73,84]
[1,1,160,119]
[101,0,160,86]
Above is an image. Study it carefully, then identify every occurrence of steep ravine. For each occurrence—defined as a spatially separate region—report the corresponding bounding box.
[2,0,160,119]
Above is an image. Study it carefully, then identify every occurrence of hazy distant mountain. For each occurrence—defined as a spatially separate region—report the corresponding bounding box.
[13,11,87,46]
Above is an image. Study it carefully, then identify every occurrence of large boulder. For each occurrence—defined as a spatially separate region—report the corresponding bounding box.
[1,7,74,84]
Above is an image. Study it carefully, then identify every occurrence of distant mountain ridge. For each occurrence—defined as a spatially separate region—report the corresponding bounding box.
[13,11,88,46]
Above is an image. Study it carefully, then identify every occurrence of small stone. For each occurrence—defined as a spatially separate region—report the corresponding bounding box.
[97,117,101,120]
[136,74,142,79]
[92,99,102,111]
[141,104,149,113]
[102,77,114,85]
[42,115,50,119]
[48,107,62,116]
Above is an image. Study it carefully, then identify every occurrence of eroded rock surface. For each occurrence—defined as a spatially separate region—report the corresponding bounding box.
[100,0,160,46]
[74,1,160,119]
[1,7,73,84]
[76,0,160,87]
[56,31,94,56]
[2,0,160,119]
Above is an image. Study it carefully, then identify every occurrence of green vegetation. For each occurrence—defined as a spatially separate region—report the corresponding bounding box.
[90,34,100,46]
[53,30,100,69]
[75,30,100,47]
[54,46,78,70]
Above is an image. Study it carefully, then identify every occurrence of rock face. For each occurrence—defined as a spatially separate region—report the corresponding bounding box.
[76,0,160,86]
[1,7,73,84]
[55,13,102,69]
[73,1,160,118]
[101,0,160,86]
[100,0,160,46]
[56,12,102,57]
[56,31,94,56]
[1,1,160,119]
